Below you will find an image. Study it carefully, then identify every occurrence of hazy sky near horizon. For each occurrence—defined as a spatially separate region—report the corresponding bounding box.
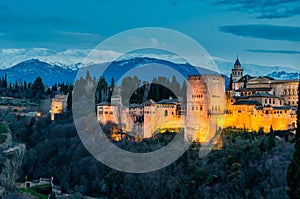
[0,0,299,69]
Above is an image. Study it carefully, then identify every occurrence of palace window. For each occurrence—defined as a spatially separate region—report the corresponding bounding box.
[265,110,269,114]
[164,110,168,117]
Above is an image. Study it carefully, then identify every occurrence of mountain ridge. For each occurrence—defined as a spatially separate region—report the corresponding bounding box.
[0,57,298,86]
[0,59,77,86]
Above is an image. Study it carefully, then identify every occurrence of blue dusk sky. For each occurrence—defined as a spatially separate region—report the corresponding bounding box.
[0,0,299,69]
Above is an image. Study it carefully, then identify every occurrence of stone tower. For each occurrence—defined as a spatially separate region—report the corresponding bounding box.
[231,56,243,82]
[186,74,226,143]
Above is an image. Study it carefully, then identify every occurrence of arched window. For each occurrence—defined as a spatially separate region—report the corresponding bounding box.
[164,110,168,117]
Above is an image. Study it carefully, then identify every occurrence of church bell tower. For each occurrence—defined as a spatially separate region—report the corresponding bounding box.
[231,56,243,82]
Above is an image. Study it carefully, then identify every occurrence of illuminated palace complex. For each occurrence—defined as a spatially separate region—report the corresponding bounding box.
[225,57,298,132]
[97,58,298,141]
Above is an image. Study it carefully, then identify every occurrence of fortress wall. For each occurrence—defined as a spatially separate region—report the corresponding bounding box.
[186,75,226,142]
[224,104,294,132]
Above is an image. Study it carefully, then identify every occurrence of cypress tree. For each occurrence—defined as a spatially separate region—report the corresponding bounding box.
[268,126,275,151]
[4,74,7,88]
[32,77,45,98]
[287,76,300,198]
[67,91,72,111]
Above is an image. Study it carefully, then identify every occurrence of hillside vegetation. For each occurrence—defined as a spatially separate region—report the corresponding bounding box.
[8,113,294,199]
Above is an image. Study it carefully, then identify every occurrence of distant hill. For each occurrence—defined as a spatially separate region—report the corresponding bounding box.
[0,48,298,82]
[267,71,299,80]
[0,57,225,86]
[0,57,298,86]
[0,59,77,86]
[215,60,299,78]
[78,57,219,80]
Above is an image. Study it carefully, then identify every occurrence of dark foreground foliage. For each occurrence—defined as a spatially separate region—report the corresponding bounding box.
[286,78,300,199]
[11,113,294,199]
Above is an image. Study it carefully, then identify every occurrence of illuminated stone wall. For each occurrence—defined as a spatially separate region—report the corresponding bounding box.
[96,74,298,141]
[224,102,296,132]
[186,75,226,142]
[97,104,117,124]
[50,94,68,120]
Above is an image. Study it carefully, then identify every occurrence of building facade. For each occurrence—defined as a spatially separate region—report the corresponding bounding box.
[96,58,298,141]
[50,94,68,120]
[97,74,226,142]
[225,57,298,132]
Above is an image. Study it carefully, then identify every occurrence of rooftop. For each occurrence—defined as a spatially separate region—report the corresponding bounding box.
[96,102,111,106]
[247,76,275,82]
[272,106,291,110]
[156,98,181,104]
[250,92,279,98]
[234,57,241,67]
[237,74,253,83]
[237,87,272,92]
[233,100,261,105]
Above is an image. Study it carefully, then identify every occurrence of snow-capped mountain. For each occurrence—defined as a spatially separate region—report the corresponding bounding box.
[0,48,298,86]
[0,57,225,86]
[214,60,299,77]
[0,48,122,69]
[1,48,298,80]
[0,59,77,86]
[80,57,219,82]
[267,71,300,80]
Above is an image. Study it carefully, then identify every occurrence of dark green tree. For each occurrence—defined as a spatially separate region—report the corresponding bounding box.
[23,80,27,90]
[108,77,115,102]
[32,77,45,98]
[287,77,300,198]
[121,76,140,106]
[170,76,181,95]
[52,83,58,91]
[67,91,73,111]
[268,126,275,151]
[86,70,92,81]
[4,74,7,88]
[95,76,108,103]
[181,80,187,102]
